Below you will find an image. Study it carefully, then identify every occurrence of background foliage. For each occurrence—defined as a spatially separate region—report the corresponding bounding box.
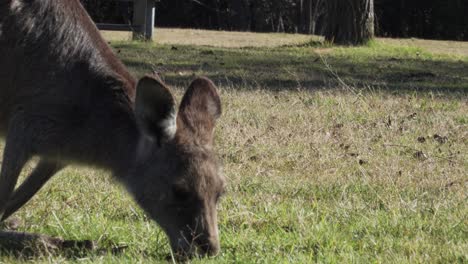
[80,0,468,41]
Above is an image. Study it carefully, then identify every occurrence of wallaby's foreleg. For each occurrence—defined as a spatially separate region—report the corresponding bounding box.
[0,114,32,219]
[1,160,64,221]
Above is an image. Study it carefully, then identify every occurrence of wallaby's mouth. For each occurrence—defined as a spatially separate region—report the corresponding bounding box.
[170,234,220,260]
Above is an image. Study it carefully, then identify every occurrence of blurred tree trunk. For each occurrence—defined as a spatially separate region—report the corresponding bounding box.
[398,0,408,37]
[324,0,375,45]
[304,0,312,34]
[277,15,285,32]
[231,0,250,31]
[296,0,304,33]
[296,0,324,34]
[296,0,310,33]
[309,0,324,34]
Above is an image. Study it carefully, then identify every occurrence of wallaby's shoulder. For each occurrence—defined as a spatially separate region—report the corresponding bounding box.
[1,0,136,99]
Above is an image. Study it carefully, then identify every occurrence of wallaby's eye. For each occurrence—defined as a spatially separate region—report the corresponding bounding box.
[172,185,191,202]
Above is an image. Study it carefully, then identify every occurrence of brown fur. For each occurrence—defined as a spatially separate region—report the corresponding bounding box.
[0,0,224,258]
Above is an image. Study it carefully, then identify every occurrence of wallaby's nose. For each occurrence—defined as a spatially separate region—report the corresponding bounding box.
[173,234,219,259]
[198,236,220,256]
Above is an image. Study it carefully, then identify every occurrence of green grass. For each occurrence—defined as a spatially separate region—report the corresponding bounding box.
[112,36,468,95]
[1,29,467,263]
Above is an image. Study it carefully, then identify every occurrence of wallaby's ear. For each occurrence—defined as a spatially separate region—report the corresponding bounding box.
[135,75,177,143]
[178,77,222,145]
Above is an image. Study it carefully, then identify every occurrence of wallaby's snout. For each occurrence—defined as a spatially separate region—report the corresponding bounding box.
[188,210,221,257]
[196,232,221,257]
[172,228,220,259]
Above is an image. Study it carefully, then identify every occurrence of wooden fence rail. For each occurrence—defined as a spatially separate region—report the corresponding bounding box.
[95,0,155,41]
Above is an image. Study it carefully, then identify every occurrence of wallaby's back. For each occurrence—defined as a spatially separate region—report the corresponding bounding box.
[0,0,136,133]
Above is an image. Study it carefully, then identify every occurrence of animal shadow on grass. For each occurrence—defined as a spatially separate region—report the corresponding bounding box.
[0,220,126,259]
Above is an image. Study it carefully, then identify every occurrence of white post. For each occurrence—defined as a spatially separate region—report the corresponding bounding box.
[145,0,155,40]
[133,0,155,41]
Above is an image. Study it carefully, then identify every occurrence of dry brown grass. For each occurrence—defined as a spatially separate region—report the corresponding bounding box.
[101,28,315,48]
[218,88,467,191]
[103,28,468,58]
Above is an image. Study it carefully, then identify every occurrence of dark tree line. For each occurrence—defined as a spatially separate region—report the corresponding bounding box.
[375,0,468,40]
[80,0,468,41]
[155,0,325,33]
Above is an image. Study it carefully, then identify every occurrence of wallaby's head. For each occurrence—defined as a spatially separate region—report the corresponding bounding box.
[127,75,225,258]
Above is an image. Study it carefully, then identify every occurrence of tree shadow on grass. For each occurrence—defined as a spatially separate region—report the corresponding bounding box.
[324,56,468,94]
[115,43,468,95]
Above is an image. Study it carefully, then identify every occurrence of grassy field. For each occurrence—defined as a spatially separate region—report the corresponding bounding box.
[1,29,467,263]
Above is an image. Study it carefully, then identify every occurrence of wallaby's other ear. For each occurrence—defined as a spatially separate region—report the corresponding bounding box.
[178,77,222,146]
[135,75,177,143]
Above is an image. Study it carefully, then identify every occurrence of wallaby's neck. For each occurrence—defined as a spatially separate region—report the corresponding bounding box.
[83,81,142,178]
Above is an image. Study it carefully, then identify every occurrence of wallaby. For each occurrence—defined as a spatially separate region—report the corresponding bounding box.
[0,0,225,258]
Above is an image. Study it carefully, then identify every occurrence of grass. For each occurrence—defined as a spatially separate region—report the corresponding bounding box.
[1,28,467,263]
[380,38,468,57]
[109,29,468,94]
[101,28,318,48]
